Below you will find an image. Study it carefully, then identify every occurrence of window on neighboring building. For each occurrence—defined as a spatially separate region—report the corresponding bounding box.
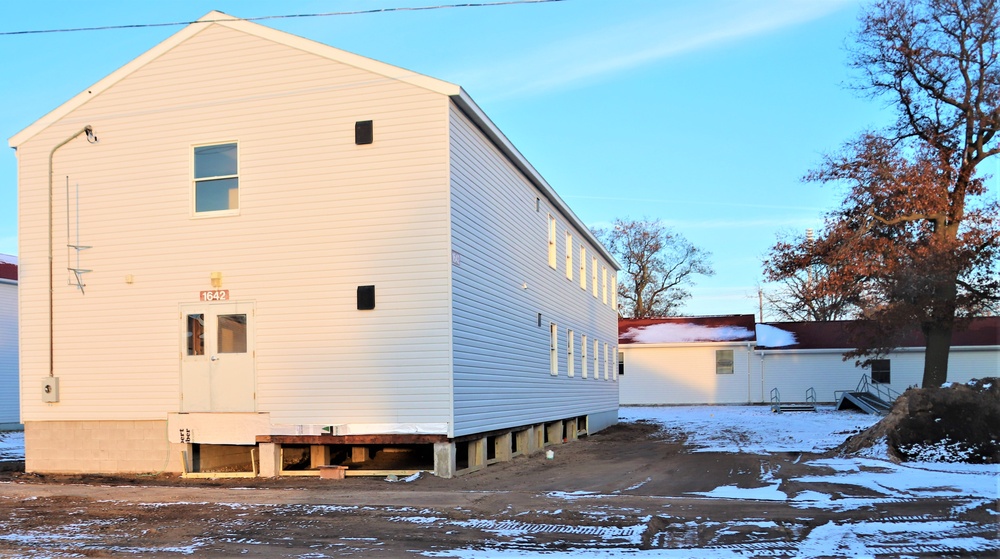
[550,323,558,376]
[716,349,735,375]
[618,350,624,376]
[581,334,588,378]
[591,257,598,298]
[871,359,891,384]
[579,246,587,289]
[567,329,575,377]
[565,232,573,280]
[548,214,557,269]
[194,142,238,214]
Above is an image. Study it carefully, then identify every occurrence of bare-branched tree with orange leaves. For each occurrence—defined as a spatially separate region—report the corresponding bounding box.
[765,0,1000,388]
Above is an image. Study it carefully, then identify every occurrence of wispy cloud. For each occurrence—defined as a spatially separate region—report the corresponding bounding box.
[458,0,856,100]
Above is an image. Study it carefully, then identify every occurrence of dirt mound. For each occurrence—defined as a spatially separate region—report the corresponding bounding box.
[839,377,1000,464]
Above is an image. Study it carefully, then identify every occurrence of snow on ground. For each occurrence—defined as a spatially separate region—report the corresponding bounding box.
[619,405,880,454]
[2,408,997,557]
[433,406,998,558]
[0,431,23,462]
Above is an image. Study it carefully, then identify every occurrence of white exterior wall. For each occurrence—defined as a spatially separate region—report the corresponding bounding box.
[0,281,18,426]
[448,105,619,436]
[15,24,453,429]
[619,343,755,405]
[621,343,998,406]
[760,347,1000,403]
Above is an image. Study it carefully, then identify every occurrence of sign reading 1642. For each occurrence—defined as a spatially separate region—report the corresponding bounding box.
[200,290,230,301]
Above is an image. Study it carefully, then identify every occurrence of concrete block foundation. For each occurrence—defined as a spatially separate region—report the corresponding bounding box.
[24,420,184,474]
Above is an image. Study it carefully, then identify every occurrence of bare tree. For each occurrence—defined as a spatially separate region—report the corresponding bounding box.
[593,218,714,318]
[765,0,1000,387]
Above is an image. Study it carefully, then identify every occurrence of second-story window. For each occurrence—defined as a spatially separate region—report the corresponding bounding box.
[548,214,557,269]
[194,142,238,214]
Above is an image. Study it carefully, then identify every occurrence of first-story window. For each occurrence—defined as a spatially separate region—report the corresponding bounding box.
[716,349,734,375]
[550,323,558,376]
[567,329,575,377]
[592,339,599,380]
[604,342,609,380]
[581,335,588,378]
[870,359,891,384]
[194,142,239,214]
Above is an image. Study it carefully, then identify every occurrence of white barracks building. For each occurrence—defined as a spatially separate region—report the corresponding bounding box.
[10,12,620,477]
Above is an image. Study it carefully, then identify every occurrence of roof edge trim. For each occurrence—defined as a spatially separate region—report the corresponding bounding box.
[9,10,460,148]
[450,89,620,270]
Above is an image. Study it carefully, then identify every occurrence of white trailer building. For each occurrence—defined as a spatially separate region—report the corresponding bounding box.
[0,255,17,430]
[619,316,998,406]
[10,12,620,477]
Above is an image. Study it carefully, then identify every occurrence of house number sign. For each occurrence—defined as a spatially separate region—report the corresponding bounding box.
[200,289,230,301]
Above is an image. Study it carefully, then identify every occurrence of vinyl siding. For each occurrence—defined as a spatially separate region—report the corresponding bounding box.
[0,282,18,424]
[759,347,1000,403]
[619,344,754,405]
[16,24,453,427]
[448,104,618,436]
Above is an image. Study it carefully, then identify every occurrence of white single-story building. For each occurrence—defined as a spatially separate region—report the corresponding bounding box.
[619,315,999,406]
[0,254,18,430]
[10,11,620,477]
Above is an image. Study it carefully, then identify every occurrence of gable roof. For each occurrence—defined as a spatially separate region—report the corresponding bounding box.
[8,11,619,270]
[756,317,1000,350]
[0,254,17,282]
[620,315,999,349]
[619,315,756,344]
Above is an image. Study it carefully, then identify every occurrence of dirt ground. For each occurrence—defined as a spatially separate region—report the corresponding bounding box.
[0,420,996,558]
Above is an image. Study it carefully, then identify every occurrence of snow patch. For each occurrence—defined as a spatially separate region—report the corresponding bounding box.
[690,482,786,501]
[622,323,753,344]
[755,323,797,347]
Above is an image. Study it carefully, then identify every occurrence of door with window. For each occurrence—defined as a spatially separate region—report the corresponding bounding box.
[180,302,255,412]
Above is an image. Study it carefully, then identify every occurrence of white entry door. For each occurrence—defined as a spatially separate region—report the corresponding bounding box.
[180,302,255,412]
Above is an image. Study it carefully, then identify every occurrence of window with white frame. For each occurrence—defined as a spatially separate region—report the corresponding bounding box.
[592,339,599,379]
[604,343,609,380]
[548,214,557,269]
[565,232,573,280]
[602,266,608,304]
[611,275,617,311]
[194,142,238,214]
[716,349,735,375]
[567,329,575,377]
[591,257,598,298]
[581,334,588,378]
[550,323,558,376]
[579,246,586,289]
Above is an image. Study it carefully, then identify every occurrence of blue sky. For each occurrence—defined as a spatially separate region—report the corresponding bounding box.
[1,0,909,317]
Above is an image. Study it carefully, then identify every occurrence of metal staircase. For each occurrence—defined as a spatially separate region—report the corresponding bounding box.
[835,375,898,415]
[770,387,817,413]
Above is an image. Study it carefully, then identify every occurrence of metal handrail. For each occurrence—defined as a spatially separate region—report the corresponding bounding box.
[770,387,781,413]
[806,387,817,404]
[855,374,901,403]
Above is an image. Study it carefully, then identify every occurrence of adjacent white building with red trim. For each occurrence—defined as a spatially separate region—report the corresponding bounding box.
[619,315,998,406]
